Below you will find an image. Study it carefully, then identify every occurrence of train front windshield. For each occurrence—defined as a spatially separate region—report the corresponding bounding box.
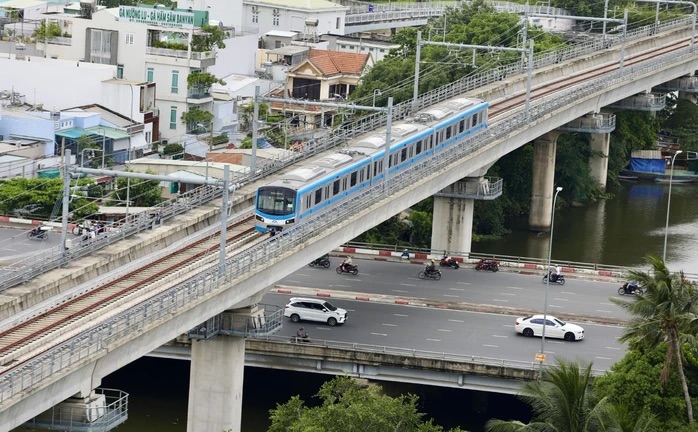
[257,187,296,216]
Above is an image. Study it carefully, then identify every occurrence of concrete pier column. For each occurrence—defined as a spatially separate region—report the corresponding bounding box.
[678,91,698,104]
[529,132,560,231]
[187,336,245,432]
[588,131,610,190]
[431,181,475,255]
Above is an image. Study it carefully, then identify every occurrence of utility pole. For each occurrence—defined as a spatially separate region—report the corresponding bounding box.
[61,147,71,255]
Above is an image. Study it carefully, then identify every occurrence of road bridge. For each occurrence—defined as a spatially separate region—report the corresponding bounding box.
[2,19,698,431]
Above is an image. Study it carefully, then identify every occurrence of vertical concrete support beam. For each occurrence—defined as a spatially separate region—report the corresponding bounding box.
[529,132,560,232]
[588,132,610,191]
[431,190,475,254]
[187,336,245,432]
[678,91,698,104]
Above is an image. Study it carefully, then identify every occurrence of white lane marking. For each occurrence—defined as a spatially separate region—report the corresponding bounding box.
[548,304,563,308]
[506,286,523,290]
[392,289,409,293]
[600,302,615,306]
[596,356,612,360]
[351,279,363,282]
[492,299,509,302]
[596,309,613,313]
[499,293,516,296]
[449,287,465,291]
[394,314,409,317]
[437,329,452,332]
[401,283,416,287]
[335,284,351,288]
[560,291,576,295]
[502,324,514,328]
[427,338,441,342]
[3,248,17,251]
[295,273,311,277]
[286,280,301,284]
[483,344,499,348]
[371,333,387,336]
[408,278,421,281]
[315,327,331,331]
[443,294,460,298]
[382,323,398,327]
[457,282,471,285]
[448,319,465,323]
[605,346,621,350]
[492,335,508,338]
[553,298,569,301]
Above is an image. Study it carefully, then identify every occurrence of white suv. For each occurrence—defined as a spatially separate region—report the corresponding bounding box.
[283,297,348,326]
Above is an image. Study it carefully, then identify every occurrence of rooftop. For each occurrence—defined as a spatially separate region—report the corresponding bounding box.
[246,0,348,12]
[298,48,369,76]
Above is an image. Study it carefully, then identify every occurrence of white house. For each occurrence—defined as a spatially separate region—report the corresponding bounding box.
[243,0,348,40]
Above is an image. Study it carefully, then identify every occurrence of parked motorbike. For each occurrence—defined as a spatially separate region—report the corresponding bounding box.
[418,267,442,280]
[542,272,566,285]
[439,257,460,269]
[618,282,644,296]
[336,263,359,275]
[290,328,311,343]
[309,257,331,268]
[475,258,499,272]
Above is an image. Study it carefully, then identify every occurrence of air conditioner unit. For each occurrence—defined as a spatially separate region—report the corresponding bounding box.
[161,139,169,146]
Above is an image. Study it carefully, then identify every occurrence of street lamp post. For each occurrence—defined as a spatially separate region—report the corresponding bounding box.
[372,88,382,107]
[96,127,106,168]
[539,186,563,378]
[663,150,683,262]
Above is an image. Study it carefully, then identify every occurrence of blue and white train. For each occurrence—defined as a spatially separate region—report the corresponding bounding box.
[254,96,490,233]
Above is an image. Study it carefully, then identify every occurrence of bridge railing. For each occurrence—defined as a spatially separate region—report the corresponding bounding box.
[2,33,695,402]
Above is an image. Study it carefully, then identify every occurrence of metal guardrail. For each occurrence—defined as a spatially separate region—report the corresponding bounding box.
[2,33,696,405]
[246,334,607,376]
[0,17,687,293]
[346,1,570,17]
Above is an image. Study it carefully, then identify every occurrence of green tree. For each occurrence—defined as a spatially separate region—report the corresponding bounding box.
[268,376,465,432]
[594,344,696,430]
[191,24,228,52]
[106,170,163,207]
[610,256,698,424]
[33,21,61,42]
[662,98,698,152]
[0,177,98,220]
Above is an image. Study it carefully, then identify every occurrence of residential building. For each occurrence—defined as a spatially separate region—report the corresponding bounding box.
[322,33,400,63]
[269,48,370,129]
[37,2,222,142]
[0,0,63,38]
[243,0,348,39]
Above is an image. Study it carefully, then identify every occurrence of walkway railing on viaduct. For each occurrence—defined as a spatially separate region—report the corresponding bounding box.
[2,25,697,405]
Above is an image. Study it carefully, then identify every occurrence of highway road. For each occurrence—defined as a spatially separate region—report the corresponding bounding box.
[262,292,627,372]
[276,258,629,322]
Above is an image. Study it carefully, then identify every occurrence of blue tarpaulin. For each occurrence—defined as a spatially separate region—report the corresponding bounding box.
[629,158,665,173]
[257,138,273,149]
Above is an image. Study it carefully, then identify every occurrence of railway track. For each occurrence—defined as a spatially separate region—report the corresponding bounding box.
[0,215,262,371]
[0,35,690,377]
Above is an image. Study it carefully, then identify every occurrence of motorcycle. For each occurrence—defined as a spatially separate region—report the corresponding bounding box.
[475,258,499,272]
[290,330,311,343]
[336,263,359,275]
[439,257,460,269]
[27,228,49,241]
[542,272,566,285]
[309,257,331,268]
[618,283,644,296]
[418,267,442,280]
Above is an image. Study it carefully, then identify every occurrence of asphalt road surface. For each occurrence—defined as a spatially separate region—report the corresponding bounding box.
[263,292,626,372]
[277,258,629,322]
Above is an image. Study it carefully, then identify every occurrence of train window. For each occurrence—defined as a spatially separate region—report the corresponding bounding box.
[408,147,413,158]
[435,131,440,146]
[472,115,477,128]
[416,140,422,154]
[343,177,348,190]
[305,194,311,210]
[350,171,357,186]
[401,148,407,162]
[374,161,378,175]
[325,185,330,199]
[314,188,322,205]
[257,187,295,215]
[459,119,465,133]
[446,127,452,140]
[388,153,394,168]
[333,179,340,196]
[367,164,371,178]
[359,169,364,182]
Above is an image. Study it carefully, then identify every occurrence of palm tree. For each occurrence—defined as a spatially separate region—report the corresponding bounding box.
[485,359,612,432]
[610,255,698,424]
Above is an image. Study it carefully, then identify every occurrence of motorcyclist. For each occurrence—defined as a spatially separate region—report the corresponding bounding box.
[341,256,353,272]
[625,280,639,294]
[296,327,309,340]
[549,266,562,282]
[31,226,42,237]
[426,259,436,274]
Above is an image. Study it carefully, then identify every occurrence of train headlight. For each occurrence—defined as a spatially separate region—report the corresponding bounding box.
[285,219,295,224]
[255,215,264,221]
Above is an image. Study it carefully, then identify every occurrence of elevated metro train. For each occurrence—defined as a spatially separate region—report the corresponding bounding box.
[254,96,490,233]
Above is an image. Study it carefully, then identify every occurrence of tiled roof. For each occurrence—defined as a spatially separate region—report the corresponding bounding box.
[306,48,369,76]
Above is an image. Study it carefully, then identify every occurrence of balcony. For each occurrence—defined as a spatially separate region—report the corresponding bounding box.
[145,46,216,67]
[47,36,72,46]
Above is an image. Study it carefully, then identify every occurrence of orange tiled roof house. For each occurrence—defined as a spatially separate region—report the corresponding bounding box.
[270,48,372,130]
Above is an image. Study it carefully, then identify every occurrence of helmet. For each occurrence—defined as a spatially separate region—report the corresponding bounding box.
[299,327,304,331]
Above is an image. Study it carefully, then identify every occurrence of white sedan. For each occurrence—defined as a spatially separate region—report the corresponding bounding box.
[514,314,585,341]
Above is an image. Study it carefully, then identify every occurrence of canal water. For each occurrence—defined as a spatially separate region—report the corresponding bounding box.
[19,182,698,432]
[473,182,698,275]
